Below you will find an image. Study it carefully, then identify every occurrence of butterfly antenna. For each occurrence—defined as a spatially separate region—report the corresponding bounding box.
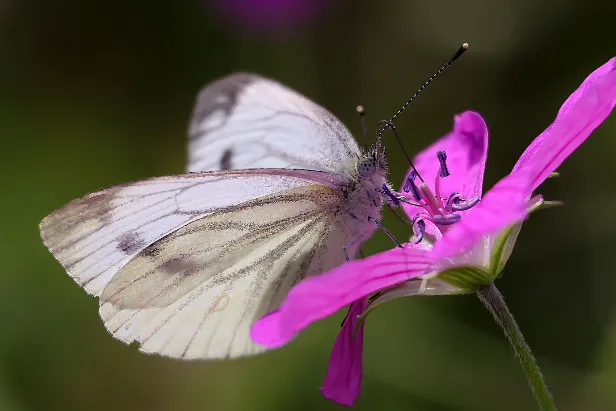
[377,120,423,182]
[376,42,469,138]
[356,105,368,151]
[375,42,469,182]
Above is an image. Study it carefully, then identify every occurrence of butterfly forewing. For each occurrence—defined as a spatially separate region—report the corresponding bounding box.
[188,73,361,173]
[40,170,342,296]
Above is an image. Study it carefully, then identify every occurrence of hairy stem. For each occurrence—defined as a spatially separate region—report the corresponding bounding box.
[476,283,557,411]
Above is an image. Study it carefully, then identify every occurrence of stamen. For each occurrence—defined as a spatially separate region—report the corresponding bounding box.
[451,196,480,211]
[419,183,442,215]
[434,174,445,209]
[403,170,422,201]
[446,192,461,213]
[413,212,435,224]
[437,150,450,177]
[412,219,426,244]
[381,184,400,206]
[433,213,461,225]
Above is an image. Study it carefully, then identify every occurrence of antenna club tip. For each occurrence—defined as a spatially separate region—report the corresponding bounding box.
[462,42,469,49]
[356,105,365,115]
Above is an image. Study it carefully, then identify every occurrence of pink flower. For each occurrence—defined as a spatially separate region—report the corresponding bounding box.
[320,299,366,407]
[206,0,332,36]
[251,57,616,406]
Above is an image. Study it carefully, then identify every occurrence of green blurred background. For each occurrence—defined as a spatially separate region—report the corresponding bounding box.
[2,1,616,410]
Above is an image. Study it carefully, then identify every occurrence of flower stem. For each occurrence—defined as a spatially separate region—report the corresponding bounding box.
[476,283,557,411]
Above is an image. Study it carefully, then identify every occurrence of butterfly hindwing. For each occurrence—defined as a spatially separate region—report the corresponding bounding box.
[188,73,361,173]
[99,184,351,359]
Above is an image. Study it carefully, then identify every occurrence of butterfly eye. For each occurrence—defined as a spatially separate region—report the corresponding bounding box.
[358,159,376,178]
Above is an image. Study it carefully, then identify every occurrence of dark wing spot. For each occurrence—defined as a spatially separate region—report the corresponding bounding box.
[163,257,198,276]
[220,148,233,170]
[117,232,146,255]
[142,242,162,259]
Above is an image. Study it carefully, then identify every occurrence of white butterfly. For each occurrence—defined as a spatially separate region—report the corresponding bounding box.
[39,73,394,359]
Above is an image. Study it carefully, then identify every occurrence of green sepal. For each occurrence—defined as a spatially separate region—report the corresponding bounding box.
[435,266,493,290]
[534,200,564,210]
[490,223,520,276]
[353,266,493,339]
[528,196,564,213]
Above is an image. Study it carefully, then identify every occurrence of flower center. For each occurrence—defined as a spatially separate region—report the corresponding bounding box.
[402,150,480,243]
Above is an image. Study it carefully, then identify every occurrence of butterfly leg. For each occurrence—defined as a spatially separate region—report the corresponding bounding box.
[367,216,403,248]
[343,234,364,262]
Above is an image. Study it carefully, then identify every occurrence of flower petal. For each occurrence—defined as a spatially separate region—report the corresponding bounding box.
[365,277,463,310]
[430,171,532,260]
[250,248,433,347]
[249,309,285,347]
[402,111,488,218]
[320,299,366,407]
[208,0,331,35]
[512,57,616,190]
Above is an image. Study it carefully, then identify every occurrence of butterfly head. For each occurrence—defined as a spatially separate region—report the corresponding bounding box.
[357,157,376,178]
[357,146,388,182]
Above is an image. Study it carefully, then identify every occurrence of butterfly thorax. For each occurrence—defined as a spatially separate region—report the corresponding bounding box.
[336,148,390,243]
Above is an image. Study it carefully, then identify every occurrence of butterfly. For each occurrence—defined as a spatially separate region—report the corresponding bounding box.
[39,73,395,359]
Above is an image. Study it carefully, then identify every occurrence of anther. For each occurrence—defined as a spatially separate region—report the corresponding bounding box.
[436,150,450,177]
[403,170,422,201]
[381,184,400,206]
[433,213,461,225]
[412,219,426,244]
[446,192,461,211]
[451,196,479,211]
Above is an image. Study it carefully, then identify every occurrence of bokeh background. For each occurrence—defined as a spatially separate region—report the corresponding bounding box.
[1,1,615,410]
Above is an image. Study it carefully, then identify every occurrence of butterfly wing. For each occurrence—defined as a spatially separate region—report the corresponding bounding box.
[40,169,352,358]
[99,183,350,359]
[41,74,373,359]
[40,169,344,295]
[187,73,361,173]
